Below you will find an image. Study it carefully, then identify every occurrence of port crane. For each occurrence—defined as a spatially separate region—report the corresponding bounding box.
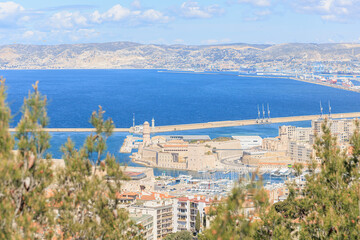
[256,104,271,124]
[256,105,261,123]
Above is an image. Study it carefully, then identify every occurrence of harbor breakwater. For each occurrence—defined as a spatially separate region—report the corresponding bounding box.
[9,112,360,133]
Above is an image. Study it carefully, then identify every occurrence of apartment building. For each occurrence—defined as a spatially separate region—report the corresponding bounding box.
[173,196,212,233]
[130,213,154,240]
[312,118,355,142]
[129,199,175,240]
[288,141,314,163]
[279,125,312,142]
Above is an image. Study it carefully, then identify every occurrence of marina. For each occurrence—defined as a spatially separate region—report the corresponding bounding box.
[153,168,294,197]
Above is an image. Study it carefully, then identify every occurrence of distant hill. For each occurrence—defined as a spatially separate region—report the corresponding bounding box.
[0,42,359,70]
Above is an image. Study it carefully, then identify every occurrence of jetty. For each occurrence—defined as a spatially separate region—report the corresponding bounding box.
[152,112,360,133]
[8,112,360,133]
[8,128,131,132]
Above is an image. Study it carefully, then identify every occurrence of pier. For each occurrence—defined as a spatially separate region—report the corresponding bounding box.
[8,112,360,133]
[8,128,131,132]
[152,112,360,133]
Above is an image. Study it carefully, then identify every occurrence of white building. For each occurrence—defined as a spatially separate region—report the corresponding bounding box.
[232,136,262,149]
[173,196,212,233]
[288,141,314,163]
[279,125,312,142]
[312,118,355,142]
[129,199,175,240]
[130,213,154,240]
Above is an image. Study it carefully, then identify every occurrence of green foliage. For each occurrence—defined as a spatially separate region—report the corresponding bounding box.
[0,80,142,239]
[164,230,193,240]
[195,211,201,233]
[53,106,140,239]
[293,162,304,177]
[296,119,360,239]
[212,137,232,142]
[200,175,268,240]
[0,80,54,239]
[203,119,360,240]
[85,106,114,174]
[0,77,13,159]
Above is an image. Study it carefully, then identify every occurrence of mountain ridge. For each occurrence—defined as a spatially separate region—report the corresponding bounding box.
[0,41,359,70]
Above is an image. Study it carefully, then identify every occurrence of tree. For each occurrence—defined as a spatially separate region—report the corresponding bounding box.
[0,80,142,239]
[297,119,360,239]
[257,119,360,239]
[200,174,269,240]
[164,230,193,240]
[203,119,360,239]
[52,106,141,239]
[0,77,16,239]
[195,211,201,233]
[84,106,114,175]
[0,77,13,160]
[293,162,304,177]
[0,80,55,239]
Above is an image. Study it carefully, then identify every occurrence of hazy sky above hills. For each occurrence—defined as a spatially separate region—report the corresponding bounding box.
[1,0,360,45]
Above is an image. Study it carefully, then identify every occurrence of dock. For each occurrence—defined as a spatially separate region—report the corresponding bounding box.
[120,135,142,153]
[8,128,131,132]
[8,112,360,133]
[152,112,360,133]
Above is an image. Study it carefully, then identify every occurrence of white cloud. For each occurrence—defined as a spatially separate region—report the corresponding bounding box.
[19,15,30,22]
[16,30,47,43]
[50,11,88,29]
[291,0,360,22]
[0,1,30,27]
[0,1,24,20]
[238,0,272,7]
[89,4,170,24]
[101,4,132,22]
[22,30,34,38]
[255,9,272,16]
[140,9,170,23]
[132,0,142,9]
[70,28,98,41]
[174,38,185,44]
[202,38,231,45]
[90,10,102,24]
[180,1,225,19]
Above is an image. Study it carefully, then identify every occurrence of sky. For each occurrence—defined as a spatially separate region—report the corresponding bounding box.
[0,0,360,45]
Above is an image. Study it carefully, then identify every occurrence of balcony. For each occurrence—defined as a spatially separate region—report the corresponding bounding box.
[177,210,187,215]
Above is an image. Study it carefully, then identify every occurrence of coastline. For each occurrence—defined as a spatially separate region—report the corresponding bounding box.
[288,77,360,93]
[238,73,360,93]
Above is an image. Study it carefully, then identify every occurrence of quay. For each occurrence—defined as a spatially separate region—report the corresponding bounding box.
[8,128,131,132]
[152,112,360,133]
[8,112,360,133]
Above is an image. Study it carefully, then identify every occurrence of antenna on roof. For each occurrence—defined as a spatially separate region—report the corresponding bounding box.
[320,101,323,119]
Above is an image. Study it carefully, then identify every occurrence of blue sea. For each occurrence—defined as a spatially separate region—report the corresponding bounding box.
[2,69,360,177]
